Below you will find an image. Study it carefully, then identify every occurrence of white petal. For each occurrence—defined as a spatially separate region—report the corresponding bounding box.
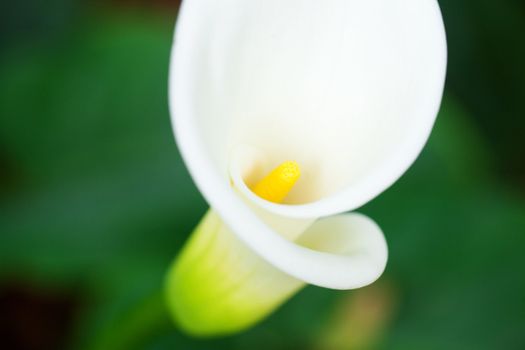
[295,213,388,289]
[171,0,447,217]
[170,0,443,288]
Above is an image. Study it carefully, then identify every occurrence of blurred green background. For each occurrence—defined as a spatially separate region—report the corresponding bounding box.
[1,1,524,349]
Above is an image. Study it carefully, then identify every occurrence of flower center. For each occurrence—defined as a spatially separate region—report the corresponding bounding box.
[251,161,301,203]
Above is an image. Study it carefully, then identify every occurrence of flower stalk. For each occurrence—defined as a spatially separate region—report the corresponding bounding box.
[166,210,304,335]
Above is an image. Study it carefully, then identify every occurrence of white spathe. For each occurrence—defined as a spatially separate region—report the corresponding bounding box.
[170,0,446,289]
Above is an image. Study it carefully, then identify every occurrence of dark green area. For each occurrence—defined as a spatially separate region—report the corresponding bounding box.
[0,1,524,349]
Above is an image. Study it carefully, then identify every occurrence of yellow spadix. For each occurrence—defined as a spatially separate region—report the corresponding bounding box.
[251,161,301,203]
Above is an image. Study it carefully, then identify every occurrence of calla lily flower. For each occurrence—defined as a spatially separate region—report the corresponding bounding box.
[166,0,447,336]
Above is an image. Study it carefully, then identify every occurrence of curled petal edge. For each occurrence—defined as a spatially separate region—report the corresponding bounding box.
[166,211,387,336]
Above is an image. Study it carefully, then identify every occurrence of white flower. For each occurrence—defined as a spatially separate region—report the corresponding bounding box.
[166,0,446,336]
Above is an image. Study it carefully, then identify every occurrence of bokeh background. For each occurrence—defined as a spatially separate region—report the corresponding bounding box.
[1,1,524,349]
